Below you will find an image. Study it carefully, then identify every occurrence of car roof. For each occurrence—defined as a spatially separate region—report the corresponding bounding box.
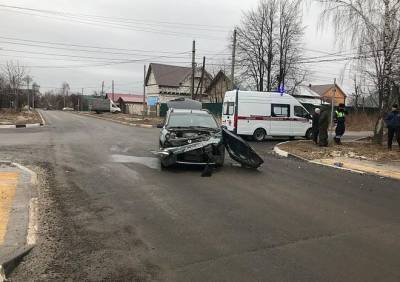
[169,109,210,115]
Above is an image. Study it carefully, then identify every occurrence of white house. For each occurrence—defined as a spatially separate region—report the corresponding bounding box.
[145,63,212,104]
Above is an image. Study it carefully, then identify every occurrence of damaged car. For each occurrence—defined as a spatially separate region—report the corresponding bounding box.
[155,98,264,169]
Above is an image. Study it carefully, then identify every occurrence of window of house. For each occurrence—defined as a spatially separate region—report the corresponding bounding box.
[271,104,290,117]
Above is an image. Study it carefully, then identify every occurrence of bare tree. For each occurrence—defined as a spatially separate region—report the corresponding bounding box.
[236,0,305,92]
[236,0,277,91]
[23,75,33,110]
[277,0,305,90]
[32,82,40,109]
[2,61,26,111]
[61,82,70,108]
[318,0,400,144]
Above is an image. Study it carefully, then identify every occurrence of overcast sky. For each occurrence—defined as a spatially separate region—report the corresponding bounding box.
[0,0,354,95]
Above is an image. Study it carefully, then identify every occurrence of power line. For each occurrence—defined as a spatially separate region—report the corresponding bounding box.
[0,5,226,40]
[0,36,191,55]
[0,40,191,58]
[0,4,230,30]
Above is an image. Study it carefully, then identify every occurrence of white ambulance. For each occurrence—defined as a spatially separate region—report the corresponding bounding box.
[222,90,313,141]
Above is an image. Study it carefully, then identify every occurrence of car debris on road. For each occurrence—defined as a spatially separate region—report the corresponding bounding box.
[155,98,264,172]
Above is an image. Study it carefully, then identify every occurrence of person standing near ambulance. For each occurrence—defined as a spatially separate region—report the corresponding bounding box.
[312,108,321,144]
[334,103,347,145]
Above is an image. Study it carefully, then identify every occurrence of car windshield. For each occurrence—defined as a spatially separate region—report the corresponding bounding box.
[167,112,219,129]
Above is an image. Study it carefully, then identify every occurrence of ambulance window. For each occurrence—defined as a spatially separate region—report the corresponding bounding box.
[223,102,235,115]
[294,106,308,118]
[272,104,290,117]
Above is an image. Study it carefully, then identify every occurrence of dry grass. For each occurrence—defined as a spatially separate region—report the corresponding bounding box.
[279,140,400,162]
[0,109,42,125]
[346,112,378,131]
[89,112,163,126]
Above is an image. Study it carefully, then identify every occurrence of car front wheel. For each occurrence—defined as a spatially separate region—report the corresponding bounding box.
[253,128,266,142]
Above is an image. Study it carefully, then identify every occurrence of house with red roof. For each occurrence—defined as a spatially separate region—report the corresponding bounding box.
[105,93,144,115]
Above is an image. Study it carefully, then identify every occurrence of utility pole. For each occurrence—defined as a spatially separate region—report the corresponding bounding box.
[25,76,32,112]
[32,85,35,109]
[112,80,115,103]
[143,65,147,115]
[195,56,206,102]
[101,81,104,97]
[191,40,196,100]
[330,78,337,143]
[231,29,237,90]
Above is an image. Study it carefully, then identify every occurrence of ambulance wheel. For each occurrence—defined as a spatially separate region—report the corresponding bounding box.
[305,128,313,140]
[253,128,266,142]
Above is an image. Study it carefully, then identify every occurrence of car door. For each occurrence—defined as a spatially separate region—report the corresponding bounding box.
[293,105,310,136]
[270,104,291,136]
[222,128,264,168]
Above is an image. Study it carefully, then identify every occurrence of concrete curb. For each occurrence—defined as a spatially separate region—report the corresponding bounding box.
[273,141,310,162]
[273,142,366,176]
[0,123,43,129]
[0,162,38,280]
[37,110,46,126]
[0,110,45,130]
[76,112,157,129]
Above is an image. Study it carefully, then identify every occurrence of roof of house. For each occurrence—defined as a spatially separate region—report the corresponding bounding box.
[105,93,142,103]
[205,70,231,93]
[118,94,144,103]
[146,63,192,87]
[292,85,321,98]
[310,84,347,98]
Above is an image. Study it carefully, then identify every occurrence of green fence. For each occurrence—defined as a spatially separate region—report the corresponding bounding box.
[202,103,223,117]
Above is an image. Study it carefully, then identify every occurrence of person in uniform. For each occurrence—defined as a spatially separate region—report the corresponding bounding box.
[334,103,347,145]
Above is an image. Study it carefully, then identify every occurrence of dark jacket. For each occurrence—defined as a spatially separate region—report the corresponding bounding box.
[312,114,320,131]
[385,110,400,128]
[319,110,330,130]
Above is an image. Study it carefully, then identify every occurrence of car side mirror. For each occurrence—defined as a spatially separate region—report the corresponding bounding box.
[157,124,164,129]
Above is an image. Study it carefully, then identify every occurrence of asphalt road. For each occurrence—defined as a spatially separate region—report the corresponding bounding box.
[1,111,400,282]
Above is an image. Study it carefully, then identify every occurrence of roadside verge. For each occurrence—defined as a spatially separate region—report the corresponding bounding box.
[274,141,400,180]
[0,162,38,281]
[75,112,157,129]
[0,110,45,129]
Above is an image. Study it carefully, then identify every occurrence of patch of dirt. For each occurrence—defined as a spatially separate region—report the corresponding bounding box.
[0,109,42,125]
[279,141,400,162]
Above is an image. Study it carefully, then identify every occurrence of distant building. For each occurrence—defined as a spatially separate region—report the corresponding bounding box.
[105,93,143,105]
[145,63,212,103]
[309,84,347,106]
[292,85,324,106]
[117,95,144,115]
[205,70,232,103]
